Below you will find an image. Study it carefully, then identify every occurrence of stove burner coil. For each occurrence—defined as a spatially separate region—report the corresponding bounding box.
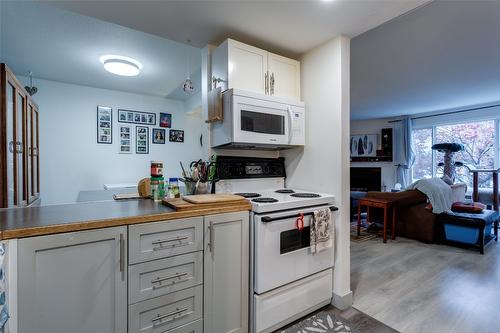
[252,197,279,203]
[234,193,261,198]
[290,193,321,198]
[275,189,295,194]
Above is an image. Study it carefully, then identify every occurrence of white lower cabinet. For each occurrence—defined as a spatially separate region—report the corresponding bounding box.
[17,226,128,333]
[204,211,250,333]
[128,285,203,333]
[15,212,250,333]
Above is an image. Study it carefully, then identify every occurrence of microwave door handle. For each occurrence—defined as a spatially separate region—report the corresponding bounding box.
[287,106,293,144]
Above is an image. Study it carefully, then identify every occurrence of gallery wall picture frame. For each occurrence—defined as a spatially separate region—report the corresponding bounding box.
[159,112,172,128]
[350,134,377,157]
[169,129,184,143]
[136,126,149,154]
[152,128,166,144]
[118,109,156,125]
[119,126,132,154]
[97,105,112,144]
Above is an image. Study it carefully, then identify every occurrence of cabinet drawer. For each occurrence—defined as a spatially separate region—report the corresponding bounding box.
[162,319,202,333]
[128,285,202,333]
[129,251,203,304]
[129,217,203,264]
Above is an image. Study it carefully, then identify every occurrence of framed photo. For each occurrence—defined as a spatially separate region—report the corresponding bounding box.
[119,126,132,154]
[136,126,149,154]
[169,129,184,143]
[350,134,377,157]
[152,128,166,144]
[159,112,172,128]
[97,106,112,144]
[118,109,156,125]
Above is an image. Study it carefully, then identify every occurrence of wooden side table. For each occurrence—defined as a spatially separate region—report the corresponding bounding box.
[357,197,397,243]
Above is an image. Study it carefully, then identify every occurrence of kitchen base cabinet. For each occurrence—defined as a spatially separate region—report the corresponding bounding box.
[128,285,203,333]
[17,226,127,333]
[204,212,249,333]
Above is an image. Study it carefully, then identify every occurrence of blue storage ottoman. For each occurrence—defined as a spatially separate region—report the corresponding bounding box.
[439,210,499,254]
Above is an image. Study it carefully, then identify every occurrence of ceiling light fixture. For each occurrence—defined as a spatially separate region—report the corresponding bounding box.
[183,39,195,95]
[99,55,142,76]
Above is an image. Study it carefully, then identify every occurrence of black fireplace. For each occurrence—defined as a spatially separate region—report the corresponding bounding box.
[350,167,382,192]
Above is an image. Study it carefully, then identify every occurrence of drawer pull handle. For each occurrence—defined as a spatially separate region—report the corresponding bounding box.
[151,307,191,326]
[151,272,188,287]
[152,236,189,250]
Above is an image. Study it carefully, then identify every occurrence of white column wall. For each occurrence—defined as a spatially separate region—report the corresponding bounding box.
[282,35,352,309]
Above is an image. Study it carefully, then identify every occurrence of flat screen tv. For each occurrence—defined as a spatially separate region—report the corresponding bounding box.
[350,167,382,192]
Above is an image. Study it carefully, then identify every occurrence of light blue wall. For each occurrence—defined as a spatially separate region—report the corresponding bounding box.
[22,76,205,205]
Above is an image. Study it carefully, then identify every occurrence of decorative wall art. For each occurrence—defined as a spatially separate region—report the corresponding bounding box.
[159,112,172,128]
[350,134,377,157]
[169,129,184,143]
[119,126,132,154]
[97,106,112,144]
[152,128,166,144]
[136,126,149,154]
[118,109,156,125]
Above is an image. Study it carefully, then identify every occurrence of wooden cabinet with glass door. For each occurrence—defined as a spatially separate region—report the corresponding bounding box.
[1,63,40,208]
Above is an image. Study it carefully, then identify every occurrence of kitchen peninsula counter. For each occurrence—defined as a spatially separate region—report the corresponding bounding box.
[0,198,251,240]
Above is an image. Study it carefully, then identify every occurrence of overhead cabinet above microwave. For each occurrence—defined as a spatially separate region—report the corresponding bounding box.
[212,39,301,101]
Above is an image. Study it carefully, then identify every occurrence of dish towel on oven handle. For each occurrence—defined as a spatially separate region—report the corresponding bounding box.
[310,208,333,254]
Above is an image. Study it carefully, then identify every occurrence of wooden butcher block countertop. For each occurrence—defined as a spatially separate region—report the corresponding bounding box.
[0,197,251,240]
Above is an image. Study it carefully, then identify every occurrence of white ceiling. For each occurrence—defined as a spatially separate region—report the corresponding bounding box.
[41,0,431,59]
[351,0,500,120]
[0,1,202,100]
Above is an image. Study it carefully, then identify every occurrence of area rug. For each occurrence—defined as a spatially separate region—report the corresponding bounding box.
[350,221,378,243]
[280,309,359,333]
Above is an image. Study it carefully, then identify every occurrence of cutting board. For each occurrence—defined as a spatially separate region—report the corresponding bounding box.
[163,194,249,212]
[182,194,245,204]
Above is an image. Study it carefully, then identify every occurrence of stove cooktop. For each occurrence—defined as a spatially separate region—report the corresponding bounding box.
[233,188,335,213]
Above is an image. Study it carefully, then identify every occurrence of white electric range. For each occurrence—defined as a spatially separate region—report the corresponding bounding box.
[215,156,338,333]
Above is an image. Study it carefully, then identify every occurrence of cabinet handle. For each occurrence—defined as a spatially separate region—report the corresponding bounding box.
[8,141,14,153]
[265,71,269,94]
[151,272,188,288]
[33,147,38,156]
[151,236,189,251]
[207,221,214,253]
[151,307,190,326]
[119,234,125,279]
[270,73,275,95]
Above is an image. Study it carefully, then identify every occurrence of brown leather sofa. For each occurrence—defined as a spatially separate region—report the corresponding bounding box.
[365,183,467,243]
[366,190,436,243]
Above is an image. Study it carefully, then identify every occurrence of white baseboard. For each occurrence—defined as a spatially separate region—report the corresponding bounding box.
[331,290,353,310]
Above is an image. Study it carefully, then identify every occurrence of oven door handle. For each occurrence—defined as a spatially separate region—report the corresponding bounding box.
[260,206,338,223]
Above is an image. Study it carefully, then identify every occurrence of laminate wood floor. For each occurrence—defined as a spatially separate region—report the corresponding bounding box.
[351,237,500,333]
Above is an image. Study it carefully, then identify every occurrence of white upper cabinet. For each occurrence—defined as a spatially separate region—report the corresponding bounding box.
[268,52,301,100]
[212,39,301,100]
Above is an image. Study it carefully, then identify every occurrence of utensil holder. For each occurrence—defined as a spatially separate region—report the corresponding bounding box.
[181,180,210,195]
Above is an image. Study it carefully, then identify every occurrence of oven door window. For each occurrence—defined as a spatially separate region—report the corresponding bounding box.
[241,110,285,135]
[280,226,310,254]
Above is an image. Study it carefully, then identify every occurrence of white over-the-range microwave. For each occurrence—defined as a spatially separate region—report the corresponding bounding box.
[211,89,305,150]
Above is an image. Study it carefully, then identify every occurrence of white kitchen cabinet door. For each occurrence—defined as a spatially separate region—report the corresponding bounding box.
[18,226,127,333]
[213,39,268,95]
[204,211,249,333]
[268,52,301,100]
